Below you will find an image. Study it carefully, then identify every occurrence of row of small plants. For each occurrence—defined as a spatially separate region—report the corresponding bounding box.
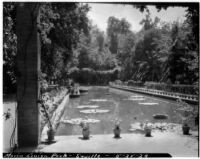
[40,98,197,143]
[78,96,197,140]
[79,118,124,140]
[81,104,197,140]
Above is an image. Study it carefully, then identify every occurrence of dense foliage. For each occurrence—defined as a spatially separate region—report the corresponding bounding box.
[3,3,17,93]
[69,67,120,85]
[3,3,199,92]
[39,3,90,83]
[131,13,198,84]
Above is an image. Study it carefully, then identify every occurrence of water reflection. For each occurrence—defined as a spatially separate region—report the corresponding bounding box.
[56,87,181,136]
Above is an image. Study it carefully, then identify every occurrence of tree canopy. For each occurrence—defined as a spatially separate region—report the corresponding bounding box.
[3,3,199,92]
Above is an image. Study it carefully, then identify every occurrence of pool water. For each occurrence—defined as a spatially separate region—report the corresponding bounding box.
[56,86,182,136]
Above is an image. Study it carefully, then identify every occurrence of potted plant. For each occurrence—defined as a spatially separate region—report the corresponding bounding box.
[113,119,121,138]
[144,121,152,137]
[182,122,190,135]
[80,121,90,139]
[38,99,55,143]
[47,126,55,141]
[182,118,190,135]
[176,99,193,135]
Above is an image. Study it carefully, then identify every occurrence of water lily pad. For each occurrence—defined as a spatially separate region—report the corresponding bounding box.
[125,98,145,101]
[79,109,110,114]
[129,122,144,131]
[77,105,99,109]
[139,102,159,105]
[130,95,144,98]
[151,123,181,132]
[90,99,108,102]
[129,122,181,133]
[61,118,100,125]
[153,114,168,119]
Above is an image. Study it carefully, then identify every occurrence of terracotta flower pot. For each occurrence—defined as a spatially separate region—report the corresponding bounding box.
[113,127,121,138]
[47,128,55,142]
[144,127,152,137]
[82,128,90,139]
[182,125,190,135]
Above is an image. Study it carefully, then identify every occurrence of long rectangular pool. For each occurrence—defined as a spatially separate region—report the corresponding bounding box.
[56,86,184,136]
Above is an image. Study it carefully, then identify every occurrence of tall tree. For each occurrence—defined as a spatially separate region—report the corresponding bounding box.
[107,16,131,54]
[39,3,90,81]
[132,14,162,81]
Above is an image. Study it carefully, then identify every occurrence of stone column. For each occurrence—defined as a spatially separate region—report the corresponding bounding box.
[16,3,40,147]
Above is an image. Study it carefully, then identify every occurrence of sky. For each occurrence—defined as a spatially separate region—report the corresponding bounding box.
[87,3,187,32]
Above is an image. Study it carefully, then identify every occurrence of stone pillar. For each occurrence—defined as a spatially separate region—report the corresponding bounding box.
[17,3,40,147]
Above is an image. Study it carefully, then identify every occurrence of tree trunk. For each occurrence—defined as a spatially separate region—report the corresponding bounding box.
[17,3,41,147]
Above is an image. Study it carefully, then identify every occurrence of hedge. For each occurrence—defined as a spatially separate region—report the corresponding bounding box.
[68,67,120,85]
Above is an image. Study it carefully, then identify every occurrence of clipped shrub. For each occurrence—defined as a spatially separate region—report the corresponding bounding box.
[68,67,119,85]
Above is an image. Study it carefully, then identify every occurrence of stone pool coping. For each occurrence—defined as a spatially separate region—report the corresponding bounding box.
[110,84,198,104]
